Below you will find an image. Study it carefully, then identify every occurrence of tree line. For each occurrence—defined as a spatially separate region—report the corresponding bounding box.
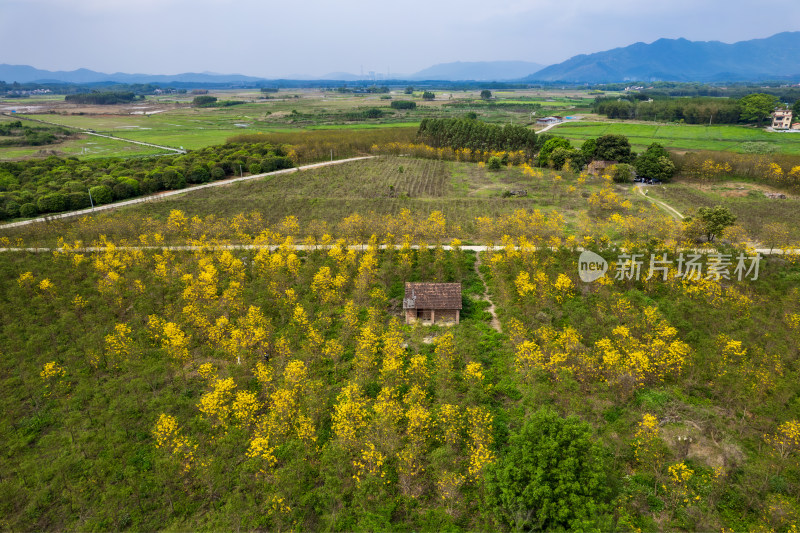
[593,96,742,123]
[0,142,293,220]
[594,93,799,125]
[64,91,143,105]
[416,118,538,154]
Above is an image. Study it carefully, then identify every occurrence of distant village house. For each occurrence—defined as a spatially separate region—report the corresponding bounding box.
[772,109,793,129]
[403,282,462,325]
[536,116,562,125]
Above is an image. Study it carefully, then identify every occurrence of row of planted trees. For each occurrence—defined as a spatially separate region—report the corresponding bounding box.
[11,218,800,530]
[0,141,293,220]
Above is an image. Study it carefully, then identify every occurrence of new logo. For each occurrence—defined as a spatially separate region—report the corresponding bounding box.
[578,251,608,282]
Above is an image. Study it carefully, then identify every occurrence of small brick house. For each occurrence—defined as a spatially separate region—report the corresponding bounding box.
[403,282,462,325]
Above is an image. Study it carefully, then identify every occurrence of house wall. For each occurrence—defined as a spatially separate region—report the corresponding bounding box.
[435,309,459,323]
[773,111,793,129]
[405,308,460,325]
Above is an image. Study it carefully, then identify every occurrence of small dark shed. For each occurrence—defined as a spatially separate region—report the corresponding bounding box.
[403,282,462,325]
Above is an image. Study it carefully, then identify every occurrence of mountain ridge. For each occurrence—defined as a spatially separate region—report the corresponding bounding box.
[4,32,800,85]
[526,32,800,82]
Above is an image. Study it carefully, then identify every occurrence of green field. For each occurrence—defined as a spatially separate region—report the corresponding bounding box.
[0,134,170,159]
[3,88,605,159]
[552,121,800,154]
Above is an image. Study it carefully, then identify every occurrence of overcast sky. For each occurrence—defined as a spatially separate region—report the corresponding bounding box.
[3,0,800,77]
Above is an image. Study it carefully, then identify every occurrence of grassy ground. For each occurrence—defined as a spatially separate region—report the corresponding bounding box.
[552,121,800,154]
[1,156,641,246]
[643,178,800,243]
[0,134,170,159]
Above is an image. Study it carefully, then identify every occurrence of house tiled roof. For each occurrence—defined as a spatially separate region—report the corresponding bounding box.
[403,282,462,310]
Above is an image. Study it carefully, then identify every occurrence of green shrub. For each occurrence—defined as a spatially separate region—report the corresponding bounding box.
[210,166,225,180]
[595,134,634,163]
[0,172,19,191]
[37,193,66,213]
[487,156,503,171]
[19,202,37,217]
[62,180,82,192]
[4,200,20,218]
[634,143,676,182]
[548,146,587,171]
[89,185,113,205]
[161,168,185,190]
[609,163,635,183]
[486,408,613,531]
[538,137,572,166]
[112,181,136,200]
[187,165,211,184]
[66,192,91,210]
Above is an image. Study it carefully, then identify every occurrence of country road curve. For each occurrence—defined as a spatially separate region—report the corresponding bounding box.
[536,116,581,134]
[0,156,377,230]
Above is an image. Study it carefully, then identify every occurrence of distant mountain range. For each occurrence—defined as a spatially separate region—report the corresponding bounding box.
[0,65,267,85]
[527,31,800,82]
[0,61,547,85]
[317,61,547,82]
[4,32,800,85]
[409,61,545,81]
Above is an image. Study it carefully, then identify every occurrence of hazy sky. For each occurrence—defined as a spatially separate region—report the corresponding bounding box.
[3,0,800,77]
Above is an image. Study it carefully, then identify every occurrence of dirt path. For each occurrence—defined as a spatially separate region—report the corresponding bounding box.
[474,251,502,333]
[635,183,685,219]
